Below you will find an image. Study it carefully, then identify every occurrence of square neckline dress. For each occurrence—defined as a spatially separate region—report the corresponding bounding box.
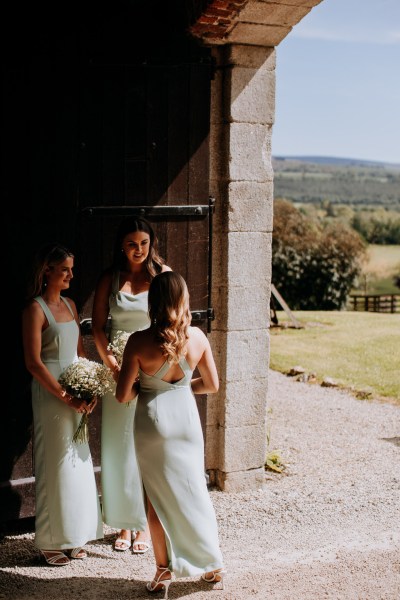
[135,356,224,577]
[31,296,103,550]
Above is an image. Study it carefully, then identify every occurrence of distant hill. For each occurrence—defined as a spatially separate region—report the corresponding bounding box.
[272,156,400,208]
[273,156,400,169]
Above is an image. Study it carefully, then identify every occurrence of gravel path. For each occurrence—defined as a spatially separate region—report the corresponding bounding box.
[1,369,399,599]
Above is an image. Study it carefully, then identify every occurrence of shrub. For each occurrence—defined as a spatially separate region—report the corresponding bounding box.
[272,200,366,309]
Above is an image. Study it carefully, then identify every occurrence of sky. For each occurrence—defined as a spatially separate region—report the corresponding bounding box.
[272,0,400,164]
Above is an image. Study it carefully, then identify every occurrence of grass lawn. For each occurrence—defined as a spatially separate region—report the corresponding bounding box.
[270,310,400,403]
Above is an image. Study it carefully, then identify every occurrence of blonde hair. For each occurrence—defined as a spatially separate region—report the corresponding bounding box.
[148,272,191,363]
[26,243,74,301]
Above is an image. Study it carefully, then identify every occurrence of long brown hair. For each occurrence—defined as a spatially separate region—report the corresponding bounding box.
[148,272,191,363]
[26,243,74,301]
[113,217,164,278]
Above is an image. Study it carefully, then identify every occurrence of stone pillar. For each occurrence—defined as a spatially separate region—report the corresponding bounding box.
[207,44,275,492]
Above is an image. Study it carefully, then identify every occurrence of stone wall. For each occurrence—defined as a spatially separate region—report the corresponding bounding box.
[207,44,275,491]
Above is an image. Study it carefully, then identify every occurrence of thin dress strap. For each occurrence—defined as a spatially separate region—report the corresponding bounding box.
[112,270,120,294]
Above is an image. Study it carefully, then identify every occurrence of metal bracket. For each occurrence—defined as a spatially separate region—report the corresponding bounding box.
[80,205,213,218]
[80,307,215,336]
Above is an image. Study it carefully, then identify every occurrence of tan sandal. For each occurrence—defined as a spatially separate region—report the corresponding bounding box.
[40,549,70,566]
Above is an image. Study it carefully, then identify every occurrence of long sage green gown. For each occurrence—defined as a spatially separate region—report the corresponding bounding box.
[32,296,103,550]
[101,270,149,531]
[135,357,224,577]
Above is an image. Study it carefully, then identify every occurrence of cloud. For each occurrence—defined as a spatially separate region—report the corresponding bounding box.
[291,27,400,46]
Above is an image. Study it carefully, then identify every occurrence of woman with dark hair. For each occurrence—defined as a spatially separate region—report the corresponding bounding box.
[22,243,103,566]
[116,272,225,598]
[92,217,171,553]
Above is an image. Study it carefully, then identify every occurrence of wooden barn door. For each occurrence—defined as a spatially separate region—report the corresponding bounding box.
[76,58,213,476]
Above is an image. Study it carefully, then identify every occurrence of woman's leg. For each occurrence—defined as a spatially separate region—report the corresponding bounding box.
[147,499,168,568]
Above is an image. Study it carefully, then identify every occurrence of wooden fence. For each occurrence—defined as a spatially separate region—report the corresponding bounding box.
[349,294,399,313]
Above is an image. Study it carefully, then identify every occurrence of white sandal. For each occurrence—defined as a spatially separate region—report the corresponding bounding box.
[69,547,87,559]
[132,539,151,554]
[146,566,173,599]
[40,549,70,566]
[114,537,132,551]
[201,568,226,590]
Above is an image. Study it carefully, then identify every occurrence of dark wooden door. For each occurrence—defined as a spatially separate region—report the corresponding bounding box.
[1,1,212,525]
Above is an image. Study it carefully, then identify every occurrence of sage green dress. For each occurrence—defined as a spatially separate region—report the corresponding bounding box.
[135,357,224,577]
[32,296,103,550]
[101,271,149,531]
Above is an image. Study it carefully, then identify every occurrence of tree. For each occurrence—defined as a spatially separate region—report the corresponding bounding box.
[272,199,366,309]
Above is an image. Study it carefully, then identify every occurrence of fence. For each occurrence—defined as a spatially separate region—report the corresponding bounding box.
[349,294,399,314]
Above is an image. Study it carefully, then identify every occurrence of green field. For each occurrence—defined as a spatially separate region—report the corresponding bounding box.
[270,311,400,402]
[355,244,400,294]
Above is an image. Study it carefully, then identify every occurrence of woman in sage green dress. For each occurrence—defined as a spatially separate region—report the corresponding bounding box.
[22,244,103,566]
[116,272,225,598]
[92,217,171,552]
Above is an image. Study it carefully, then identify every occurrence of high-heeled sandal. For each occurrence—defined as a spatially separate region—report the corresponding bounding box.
[146,566,173,599]
[201,568,226,590]
[40,549,70,566]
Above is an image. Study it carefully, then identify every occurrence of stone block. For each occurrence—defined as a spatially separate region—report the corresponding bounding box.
[227,181,274,231]
[211,283,271,332]
[229,122,273,182]
[226,44,276,70]
[211,329,270,383]
[228,22,291,47]
[220,422,267,471]
[225,378,269,427]
[240,2,310,27]
[216,467,266,492]
[228,66,275,124]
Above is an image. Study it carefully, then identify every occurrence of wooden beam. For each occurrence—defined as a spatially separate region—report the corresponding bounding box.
[271,284,303,329]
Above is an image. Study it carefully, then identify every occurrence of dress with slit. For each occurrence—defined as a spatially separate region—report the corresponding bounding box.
[31,296,103,550]
[135,357,224,577]
[100,270,149,530]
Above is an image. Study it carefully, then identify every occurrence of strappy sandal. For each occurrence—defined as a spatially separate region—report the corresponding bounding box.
[40,549,70,566]
[69,547,87,559]
[146,566,173,599]
[132,539,151,554]
[201,568,226,590]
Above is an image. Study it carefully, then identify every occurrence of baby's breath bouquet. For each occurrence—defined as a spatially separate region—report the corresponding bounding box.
[107,330,131,366]
[108,330,136,407]
[59,358,114,443]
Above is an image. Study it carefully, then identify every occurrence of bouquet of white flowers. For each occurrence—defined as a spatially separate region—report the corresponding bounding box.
[58,358,114,443]
[107,330,131,366]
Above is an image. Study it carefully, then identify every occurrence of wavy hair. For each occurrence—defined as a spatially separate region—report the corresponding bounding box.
[112,217,164,278]
[148,272,191,363]
[26,243,74,300]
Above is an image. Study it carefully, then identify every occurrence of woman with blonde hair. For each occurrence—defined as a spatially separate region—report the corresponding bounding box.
[116,271,225,598]
[22,243,102,565]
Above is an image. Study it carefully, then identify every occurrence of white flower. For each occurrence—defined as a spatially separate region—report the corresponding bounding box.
[58,358,114,443]
[107,330,131,366]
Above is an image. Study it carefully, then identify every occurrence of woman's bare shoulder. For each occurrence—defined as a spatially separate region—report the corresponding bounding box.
[161,264,172,272]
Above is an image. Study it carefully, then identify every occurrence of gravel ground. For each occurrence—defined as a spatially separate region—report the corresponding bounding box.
[1,369,399,600]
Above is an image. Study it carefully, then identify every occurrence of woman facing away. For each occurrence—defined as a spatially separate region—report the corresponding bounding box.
[92,217,171,553]
[22,244,103,566]
[116,271,225,598]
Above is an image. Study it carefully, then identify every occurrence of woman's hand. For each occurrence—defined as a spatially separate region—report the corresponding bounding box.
[86,396,98,414]
[69,396,92,414]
